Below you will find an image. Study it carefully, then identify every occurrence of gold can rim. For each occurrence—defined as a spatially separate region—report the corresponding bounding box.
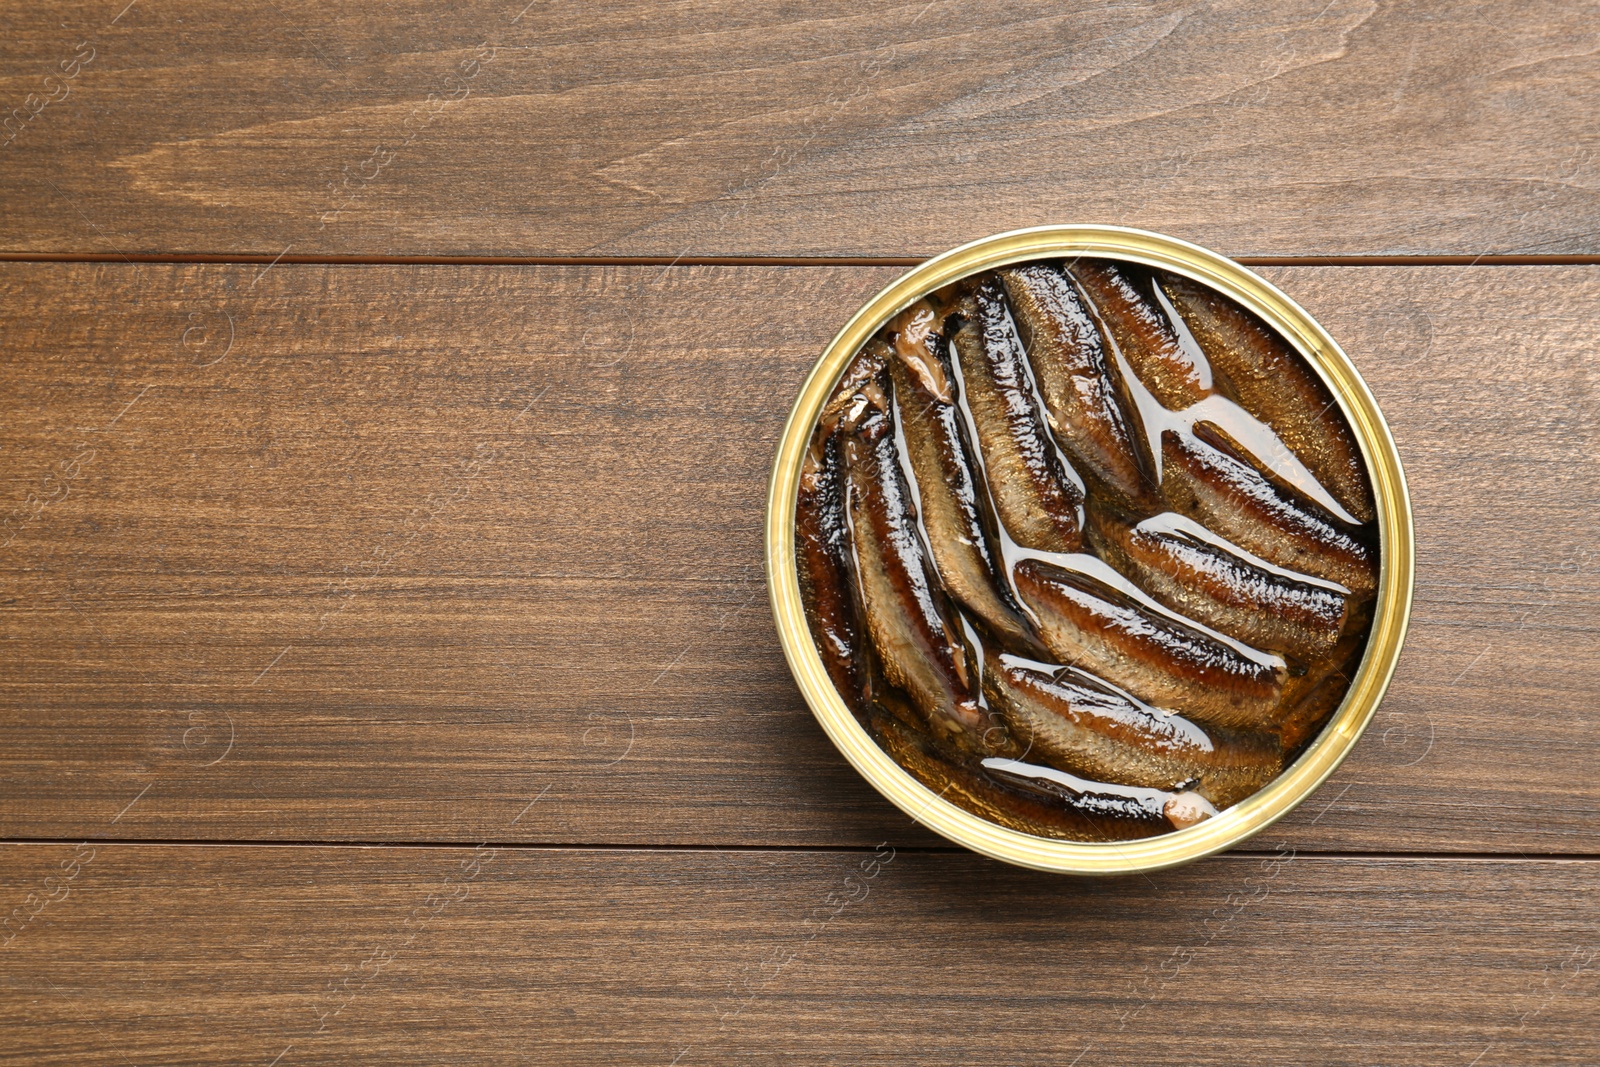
[764,225,1415,875]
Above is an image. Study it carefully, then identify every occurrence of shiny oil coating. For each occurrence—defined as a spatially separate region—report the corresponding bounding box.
[824,260,1367,834]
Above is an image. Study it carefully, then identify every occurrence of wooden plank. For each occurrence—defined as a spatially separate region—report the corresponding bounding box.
[1,843,1596,1065]
[2,1,1599,258]
[0,262,1596,852]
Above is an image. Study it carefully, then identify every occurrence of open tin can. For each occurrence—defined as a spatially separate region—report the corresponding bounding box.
[765,225,1414,875]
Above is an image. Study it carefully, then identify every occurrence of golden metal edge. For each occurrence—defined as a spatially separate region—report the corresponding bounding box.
[764,224,1415,875]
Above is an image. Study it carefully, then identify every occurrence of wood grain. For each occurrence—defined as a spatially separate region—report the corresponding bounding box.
[2,843,1596,1065]
[0,262,1597,852]
[2,1,1599,258]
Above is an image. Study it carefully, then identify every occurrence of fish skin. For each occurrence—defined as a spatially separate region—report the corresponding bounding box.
[1276,629,1370,752]
[863,705,1170,840]
[983,651,1281,808]
[1086,505,1350,661]
[1275,670,1346,755]
[797,344,893,704]
[844,374,986,744]
[1069,259,1209,410]
[1013,558,1287,731]
[888,302,1036,649]
[820,338,891,435]
[1160,271,1376,524]
[1000,263,1158,512]
[1161,424,1378,596]
[981,758,1208,833]
[797,428,862,703]
[947,277,1084,552]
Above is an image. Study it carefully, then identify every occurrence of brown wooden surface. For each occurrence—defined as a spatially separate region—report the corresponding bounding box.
[2,1,1600,258]
[5,1,1599,1061]
[1,262,1597,854]
[3,843,1598,1065]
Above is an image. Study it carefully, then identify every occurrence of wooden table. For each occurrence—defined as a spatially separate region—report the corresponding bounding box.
[3,3,1597,1063]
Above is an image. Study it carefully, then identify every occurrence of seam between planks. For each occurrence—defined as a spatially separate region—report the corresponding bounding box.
[1,837,1597,860]
[2,253,1600,268]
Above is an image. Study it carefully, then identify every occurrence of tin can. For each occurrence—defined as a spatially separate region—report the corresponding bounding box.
[765,225,1414,874]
